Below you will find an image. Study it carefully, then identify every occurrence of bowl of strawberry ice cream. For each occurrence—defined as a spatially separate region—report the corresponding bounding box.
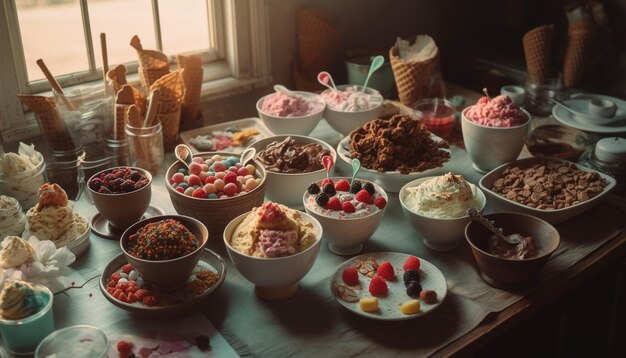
[321,85,384,135]
[257,88,325,136]
[461,95,531,172]
[302,177,387,255]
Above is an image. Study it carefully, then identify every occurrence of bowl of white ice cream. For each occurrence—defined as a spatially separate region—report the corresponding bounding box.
[321,85,383,135]
[400,173,486,251]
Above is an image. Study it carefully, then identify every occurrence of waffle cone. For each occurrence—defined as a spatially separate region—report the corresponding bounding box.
[158,100,182,114]
[297,32,340,74]
[159,110,181,150]
[389,45,439,106]
[140,67,170,93]
[131,35,169,69]
[523,24,554,84]
[107,64,128,93]
[297,8,336,36]
[116,85,135,105]
[150,70,185,102]
[292,62,324,91]
[563,29,594,87]
[176,54,203,69]
[18,95,75,151]
[133,86,147,115]
[181,68,203,122]
[114,104,130,140]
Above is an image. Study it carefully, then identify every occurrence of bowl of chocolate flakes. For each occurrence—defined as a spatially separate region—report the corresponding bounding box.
[337,115,452,192]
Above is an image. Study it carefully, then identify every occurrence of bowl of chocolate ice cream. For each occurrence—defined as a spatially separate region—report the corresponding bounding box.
[247,135,336,208]
[465,212,560,289]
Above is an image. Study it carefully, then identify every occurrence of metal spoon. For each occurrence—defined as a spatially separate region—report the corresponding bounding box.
[239,146,256,166]
[362,55,384,92]
[174,144,193,171]
[466,208,523,245]
[552,98,582,117]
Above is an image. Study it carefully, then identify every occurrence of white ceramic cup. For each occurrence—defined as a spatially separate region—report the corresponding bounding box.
[500,85,526,105]
[588,98,617,118]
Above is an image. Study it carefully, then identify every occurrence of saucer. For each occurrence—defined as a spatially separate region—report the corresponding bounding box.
[99,249,226,318]
[90,206,165,239]
[552,105,626,134]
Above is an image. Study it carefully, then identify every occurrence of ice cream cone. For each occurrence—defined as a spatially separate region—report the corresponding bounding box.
[126,105,142,128]
[107,64,128,92]
[114,104,130,141]
[389,42,439,106]
[18,95,75,151]
[176,55,203,122]
[523,24,554,84]
[297,8,336,37]
[297,32,340,74]
[158,110,182,150]
[130,35,169,69]
[158,100,182,114]
[563,24,594,87]
[150,70,185,102]
[115,85,135,105]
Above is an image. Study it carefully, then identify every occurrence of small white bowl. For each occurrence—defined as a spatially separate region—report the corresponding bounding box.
[247,135,336,208]
[256,91,325,136]
[223,210,323,301]
[302,177,387,255]
[399,177,487,251]
[65,224,91,258]
[321,85,384,135]
[461,106,531,173]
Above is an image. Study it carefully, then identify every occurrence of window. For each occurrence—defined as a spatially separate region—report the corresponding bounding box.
[0,0,271,142]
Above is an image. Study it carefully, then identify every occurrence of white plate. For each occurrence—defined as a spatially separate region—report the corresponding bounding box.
[180,117,275,154]
[552,105,626,134]
[330,252,447,321]
[336,135,451,193]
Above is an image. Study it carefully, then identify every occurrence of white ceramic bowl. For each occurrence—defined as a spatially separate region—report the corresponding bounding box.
[247,135,337,208]
[66,224,91,258]
[336,135,451,193]
[479,157,616,224]
[461,106,531,173]
[302,177,387,255]
[223,210,323,301]
[399,176,487,251]
[321,84,384,135]
[256,91,325,136]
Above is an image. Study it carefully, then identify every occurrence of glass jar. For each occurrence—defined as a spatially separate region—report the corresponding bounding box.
[0,195,27,237]
[0,151,46,211]
[79,156,114,204]
[586,137,626,193]
[105,138,130,167]
[125,121,164,175]
[45,161,81,200]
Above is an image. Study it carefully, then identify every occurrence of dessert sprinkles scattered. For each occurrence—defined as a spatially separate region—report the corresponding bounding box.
[127,219,199,260]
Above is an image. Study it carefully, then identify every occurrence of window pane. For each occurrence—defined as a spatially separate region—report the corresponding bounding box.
[89,0,156,70]
[159,0,210,56]
[16,0,88,82]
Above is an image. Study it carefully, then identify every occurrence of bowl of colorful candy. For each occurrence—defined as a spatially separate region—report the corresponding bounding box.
[87,167,152,231]
[120,215,209,290]
[165,152,266,237]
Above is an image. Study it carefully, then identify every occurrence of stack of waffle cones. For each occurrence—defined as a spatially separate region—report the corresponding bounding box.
[293,8,340,91]
[150,70,185,150]
[18,95,75,151]
[113,85,135,141]
[563,21,594,87]
[522,25,554,84]
[130,35,170,93]
[389,35,439,106]
[107,64,146,115]
[176,55,203,122]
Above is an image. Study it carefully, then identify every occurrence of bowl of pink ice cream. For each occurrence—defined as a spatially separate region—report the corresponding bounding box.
[321,84,384,135]
[256,88,325,136]
[461,95,531,173]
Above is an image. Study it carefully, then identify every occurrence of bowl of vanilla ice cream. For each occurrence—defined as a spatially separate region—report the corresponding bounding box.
[400,173,486,251]
[256,87,325,136]
[321,84,384,135]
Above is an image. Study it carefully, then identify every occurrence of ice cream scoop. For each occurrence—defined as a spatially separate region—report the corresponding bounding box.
[0,280,44,320]
[0,236,34,269]
[404,173,478,219]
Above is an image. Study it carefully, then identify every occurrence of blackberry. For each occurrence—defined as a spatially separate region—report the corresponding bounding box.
[120,179,136,193]
[363,182,375,195]
[350,180,362,194]
[307,183,321,195]
[403,269,420,287]
[315,193,329,206]
[323,183,336,196]
[196,335,211,350]
[406,281,422,298]
[130,170,142,181]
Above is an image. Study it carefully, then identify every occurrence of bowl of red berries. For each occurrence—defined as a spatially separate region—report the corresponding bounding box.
[303,177,387,255]
[165,152,266,237]
[87,167,152,231]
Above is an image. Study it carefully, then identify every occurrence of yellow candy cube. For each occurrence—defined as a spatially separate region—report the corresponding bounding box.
[359,297,379,312]
[400,299,421,315]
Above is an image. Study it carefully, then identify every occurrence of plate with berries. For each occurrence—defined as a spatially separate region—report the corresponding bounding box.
[330,252,447,320]
[100,249,226,318]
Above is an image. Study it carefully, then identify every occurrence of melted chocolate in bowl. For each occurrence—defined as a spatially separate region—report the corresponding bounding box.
[256,137,330,174]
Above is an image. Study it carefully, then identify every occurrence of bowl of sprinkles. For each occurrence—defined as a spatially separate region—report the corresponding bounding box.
[120,215,209,291]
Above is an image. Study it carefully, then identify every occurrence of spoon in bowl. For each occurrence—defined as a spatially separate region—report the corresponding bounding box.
[239,146,256,166]
[350,159,361,185]
[174,144,193,171]
[361,55,384,92]
[466,208,523,245]
[274,84,297,96]
[317,71,338,91]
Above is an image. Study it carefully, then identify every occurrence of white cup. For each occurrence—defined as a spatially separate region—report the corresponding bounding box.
[588,98,617,118]
[500,85,526,105]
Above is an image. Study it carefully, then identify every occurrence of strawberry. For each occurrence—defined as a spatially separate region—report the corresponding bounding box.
[355,189,373,204]
[121,264,133,274]
[477,96,490,105]
[334,179,350,192]
[368,275,388,297]
[117,340,133,354]
[326,197,341,211]
[133,289,151,299]
[376,261,395,281]
[374,196,387,209]
[342,267,359,286]
[341,201,356,213]
[403,256,421,272]
[321,178,334,187]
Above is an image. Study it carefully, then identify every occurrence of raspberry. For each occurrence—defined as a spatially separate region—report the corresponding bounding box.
[350,180,362,194]
[341,201,356,213]
[88,178,103,191]
[403,256,421,272]
[368,276,388,297]
[321,178,334,187]
[307,183,321,195]
[334,179,350,192]
[341,267,359,286]
[477,96,490,104]
[376,261,395,281]
[121,264,133,274]
[111,177,125,191]
[363,182,376,195]
[98,186,112,194]
[355,190,373,204]
[117,340,133,354]
[120,180,136,193]
[130,170,142,181]
[323,183,336,196]
[374,196,387,209]
[326,197,341,211]
[403,269,420,286]
[315,193,329,206]
[406,281,422,298]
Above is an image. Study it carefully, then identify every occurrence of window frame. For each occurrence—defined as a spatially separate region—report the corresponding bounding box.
[0,0,271,143]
